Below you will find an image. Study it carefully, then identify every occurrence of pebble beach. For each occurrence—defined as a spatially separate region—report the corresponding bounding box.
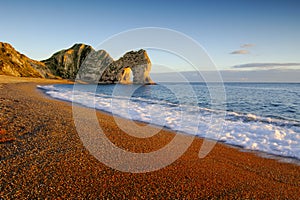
[0,76,299,199]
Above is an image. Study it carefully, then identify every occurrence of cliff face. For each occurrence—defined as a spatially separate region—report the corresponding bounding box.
[76,49,114,83]
[0,42,53,78]
[42,44,94,79]
[45,44,153,84]
[0,42,153,84]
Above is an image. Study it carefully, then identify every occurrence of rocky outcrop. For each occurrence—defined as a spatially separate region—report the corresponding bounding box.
[45,44,153,84]
[76,49,114,83]
[0,42,54,78]
[100,49,153,84]
[42,44,94,79]
[0,42,154,84]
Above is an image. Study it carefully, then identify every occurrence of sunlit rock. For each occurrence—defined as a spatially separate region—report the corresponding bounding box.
[100,49,154,84]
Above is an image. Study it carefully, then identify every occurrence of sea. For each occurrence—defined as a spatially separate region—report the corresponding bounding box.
[38,82,300,162]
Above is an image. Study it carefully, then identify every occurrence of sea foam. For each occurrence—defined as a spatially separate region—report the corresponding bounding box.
[37,84,300,161]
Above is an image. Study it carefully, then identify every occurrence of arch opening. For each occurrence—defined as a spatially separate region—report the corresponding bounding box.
[120,67,133,84]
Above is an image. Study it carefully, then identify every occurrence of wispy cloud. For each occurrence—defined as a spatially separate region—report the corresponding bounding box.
[232,63,300,69]
[230,43,255,55]
[241,43,255,48]
[230,50,250,55]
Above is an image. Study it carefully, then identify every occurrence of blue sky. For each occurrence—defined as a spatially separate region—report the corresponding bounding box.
[1,0,300,77]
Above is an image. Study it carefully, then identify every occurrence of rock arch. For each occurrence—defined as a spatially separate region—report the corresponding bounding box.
[100,49,154,84]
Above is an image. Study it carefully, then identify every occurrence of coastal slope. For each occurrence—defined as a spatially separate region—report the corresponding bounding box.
[0,42,54,78]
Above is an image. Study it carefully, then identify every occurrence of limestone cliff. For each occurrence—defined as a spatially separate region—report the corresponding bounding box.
[45,44,153,84]
[42,44,94,79]
[0,42,154,84]
[100,49,153,84]
[76,49,114,83]
[0,42,54,78]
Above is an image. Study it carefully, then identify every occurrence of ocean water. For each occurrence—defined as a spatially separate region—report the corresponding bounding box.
[38,83,300,161]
